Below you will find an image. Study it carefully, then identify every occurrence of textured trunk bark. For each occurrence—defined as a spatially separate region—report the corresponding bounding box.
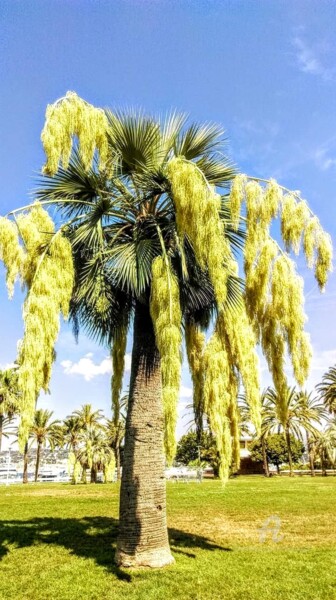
[261,437,270,477]
[306,430,315,477]
[115,443,121,481]
[115,302,174,569]
[90,466,97,483]
[285,429,294,476]
[35,442,41,482]
[23,442,29,483]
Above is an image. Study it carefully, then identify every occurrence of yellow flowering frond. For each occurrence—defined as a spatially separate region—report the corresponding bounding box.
[166,157,230,306]
[202,330,236,480]
[228,385,241,471]
[185,323,205,433]
[14,208,74,449]
[41,91,109,175]
[245,237,278,328]
[217,309,261,433]
[262,179,282,224]
[112,328,127,422]
[315,229,333,291]
[229,174,247,230]
[0,217,26,297]
[303,217,320,268]
[281,196,310,255]
[245,180,264,223]
[150,255,182,463]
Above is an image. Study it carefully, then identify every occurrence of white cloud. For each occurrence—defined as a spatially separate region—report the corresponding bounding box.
[314,144,336,171]
[292,36,333,81]
[0,362,16,371]
[61,353,131,382]
[180,385,192,399]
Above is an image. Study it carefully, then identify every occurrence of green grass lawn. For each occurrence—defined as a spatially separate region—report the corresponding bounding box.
[0,477,335,600]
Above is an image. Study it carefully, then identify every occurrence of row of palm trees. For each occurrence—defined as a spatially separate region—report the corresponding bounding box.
[22,404,125,483]
[1,395,126,484]
[240,384,336,476]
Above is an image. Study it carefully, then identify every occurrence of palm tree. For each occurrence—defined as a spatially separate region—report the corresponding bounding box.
[73,404,104,430]
[0,367,19,451]
[77,425,114,483]
[35,109,240,567]
[29,409,60,482]
[5,95,329,567]
[317,366,336,415]
[72,405,104,482]
[297,390,327,476]
[314,421,336,476]
[263,387,316,476]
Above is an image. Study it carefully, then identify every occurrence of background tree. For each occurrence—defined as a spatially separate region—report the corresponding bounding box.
[249,433,305,473]
[313,422,336,475]
[0,92,332,568]
[175,430,220,475]
[77,425,115,483]
[297,390,327,476]
[29,409,60,482]
[317,365,336,415]
[262,387,320,475]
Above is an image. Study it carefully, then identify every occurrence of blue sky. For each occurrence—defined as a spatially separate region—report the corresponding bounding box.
[1,0,336,444]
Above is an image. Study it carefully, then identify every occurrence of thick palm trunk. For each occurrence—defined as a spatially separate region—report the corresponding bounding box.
[35,442,42,482]
[306,430,315,477]
[285,429,293,476]
[115,302,174,569]
[23,442,29,483]
[261,436,270,477]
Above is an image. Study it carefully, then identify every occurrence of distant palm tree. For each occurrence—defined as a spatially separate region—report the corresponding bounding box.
[72,405,103,482]
[0,367,20,450]
[263,387,317,476]
[77,425,114,483]
[73,404,104,429]
[297,390,327,476]
[314,421,336,476]
[29,409,60,482]
[317,366,336,415]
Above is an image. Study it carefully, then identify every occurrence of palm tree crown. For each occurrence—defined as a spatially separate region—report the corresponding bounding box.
[317,365,336,415]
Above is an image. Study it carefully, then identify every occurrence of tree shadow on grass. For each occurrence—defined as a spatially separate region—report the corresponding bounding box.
[0,516,231,580]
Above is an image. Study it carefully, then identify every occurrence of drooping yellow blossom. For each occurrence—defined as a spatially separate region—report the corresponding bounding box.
[228,385,241,471]
[1,206,75,448]
[202,331,233,480]
[166,157,231,305]
[229,173,332,401]
[150,255,182,463]
[0,217,26,297]
[229,174,247,230]
[216,309,261,433]
[41,91,109,175]
[315,229,333,291]
[185,323,206,435]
